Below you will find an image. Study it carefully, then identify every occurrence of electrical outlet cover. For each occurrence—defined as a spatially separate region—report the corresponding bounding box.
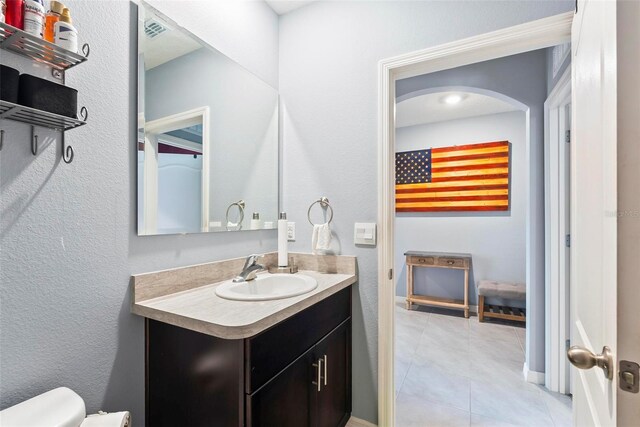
[287,222,296,241]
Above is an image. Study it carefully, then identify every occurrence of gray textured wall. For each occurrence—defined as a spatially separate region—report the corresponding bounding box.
[395,111,527,308]
[0,0,279,423]
[279,2,572,422]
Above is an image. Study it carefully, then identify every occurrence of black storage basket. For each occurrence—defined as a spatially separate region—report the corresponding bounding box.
[1,65,20,103]
[18,74,78,118]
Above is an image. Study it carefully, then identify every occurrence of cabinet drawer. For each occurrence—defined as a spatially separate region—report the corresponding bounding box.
[245,287,351,394]
[436,257,466,268]
[409,256,435,265]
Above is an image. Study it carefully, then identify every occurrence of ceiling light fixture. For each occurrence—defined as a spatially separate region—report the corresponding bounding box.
[441,94,466,105]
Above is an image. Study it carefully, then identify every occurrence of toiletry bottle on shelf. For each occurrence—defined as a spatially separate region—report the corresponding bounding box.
[5,0,24,29]
[43,0,63,42]
[250,212,263,230]
[23,0,44,38]
[53,6,76,52]
[278,212,288,267]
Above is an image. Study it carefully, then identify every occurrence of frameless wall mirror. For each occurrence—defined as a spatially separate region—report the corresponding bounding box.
[136,1,279,235]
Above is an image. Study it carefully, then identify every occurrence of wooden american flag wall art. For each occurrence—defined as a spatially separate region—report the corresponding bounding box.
[395,141,510,212]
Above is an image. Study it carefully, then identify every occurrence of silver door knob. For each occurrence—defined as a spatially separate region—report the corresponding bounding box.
[567,345,614,380]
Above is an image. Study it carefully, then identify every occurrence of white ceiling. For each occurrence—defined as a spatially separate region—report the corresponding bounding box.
[396,91,519,128]
[265,0,319,15]
[139,11,202,70]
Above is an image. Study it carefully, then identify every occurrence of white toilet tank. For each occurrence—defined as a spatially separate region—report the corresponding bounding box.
[0,387,86,427]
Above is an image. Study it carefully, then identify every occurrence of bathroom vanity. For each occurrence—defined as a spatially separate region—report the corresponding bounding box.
[131,253,356,427]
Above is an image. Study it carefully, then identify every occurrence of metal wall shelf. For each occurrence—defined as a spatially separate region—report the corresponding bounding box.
[0,23,89,163]
[0,100,86,131]
[0,22,88,71]
[0,101,87,163]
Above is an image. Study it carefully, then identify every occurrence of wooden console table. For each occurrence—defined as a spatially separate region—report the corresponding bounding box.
[404,251,472,318]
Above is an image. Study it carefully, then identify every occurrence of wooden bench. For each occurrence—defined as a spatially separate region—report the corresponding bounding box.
[477,280,526,323]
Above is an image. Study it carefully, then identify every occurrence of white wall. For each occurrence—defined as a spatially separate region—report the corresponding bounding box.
[0,0,279,423]
[395,111,527,306]
[279,2,572,422]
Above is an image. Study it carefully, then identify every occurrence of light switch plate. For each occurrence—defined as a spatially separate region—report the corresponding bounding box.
[354,222,376,246]
[287,222,296,241]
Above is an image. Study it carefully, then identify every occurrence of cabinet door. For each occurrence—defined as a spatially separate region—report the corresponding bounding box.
[313,320,351,427]
[247,349,314,427]
[246,287,351,393]
[146,319,244,427]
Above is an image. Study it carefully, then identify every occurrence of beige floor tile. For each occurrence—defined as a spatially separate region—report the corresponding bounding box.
[420,315,469,354]
[396,392,471,427]
[470,413,520,427]
[469,334,524,364]
[396,349,413,395]
[469,319,520,344]
[468,353,539,393]
[540,390,572,427]
[412,338,472,378]
[514,325,525,341]
[397,322,426,355]
[514,326,526,353]
[400,361,470,412]
[430,312,470,332]
[395,305,569,427]
[469,379,553,426]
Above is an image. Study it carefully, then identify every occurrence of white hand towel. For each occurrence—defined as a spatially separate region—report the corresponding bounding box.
[81,411,131,427]
[312,223,332,253]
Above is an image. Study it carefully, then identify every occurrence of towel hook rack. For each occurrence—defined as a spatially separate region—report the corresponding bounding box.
[307,197,333,226]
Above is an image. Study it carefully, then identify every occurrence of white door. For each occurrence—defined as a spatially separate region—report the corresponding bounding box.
[570,0,617,425]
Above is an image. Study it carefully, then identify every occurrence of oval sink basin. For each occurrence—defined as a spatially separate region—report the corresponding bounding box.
[215,274,318,301]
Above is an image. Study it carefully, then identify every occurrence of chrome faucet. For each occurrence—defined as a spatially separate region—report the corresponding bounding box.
[233,254,265,282]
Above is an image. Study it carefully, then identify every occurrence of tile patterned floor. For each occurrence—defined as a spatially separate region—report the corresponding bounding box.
[395,300,572,427]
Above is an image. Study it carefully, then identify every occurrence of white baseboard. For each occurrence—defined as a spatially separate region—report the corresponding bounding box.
[347,416,377,427]
[523,362,545,384]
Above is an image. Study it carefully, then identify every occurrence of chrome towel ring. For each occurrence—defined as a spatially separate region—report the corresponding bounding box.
[307,197,334,226]
[226,200,245,229]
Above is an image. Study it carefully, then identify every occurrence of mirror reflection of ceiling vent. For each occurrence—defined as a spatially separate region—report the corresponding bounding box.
[144,18,168,39]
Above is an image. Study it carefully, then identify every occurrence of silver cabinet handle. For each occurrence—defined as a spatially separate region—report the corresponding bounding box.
[312,358,322,391]
[323,355,328,386]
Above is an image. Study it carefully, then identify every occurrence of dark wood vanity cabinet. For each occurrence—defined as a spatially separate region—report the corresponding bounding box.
[146,286,352,427]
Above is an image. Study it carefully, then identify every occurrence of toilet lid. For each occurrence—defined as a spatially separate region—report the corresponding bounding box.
[0,387,86,427]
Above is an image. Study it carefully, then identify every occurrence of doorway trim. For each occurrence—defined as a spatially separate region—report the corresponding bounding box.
[143,106,211,234]
[377,12,573,425]
[544,67,572,394]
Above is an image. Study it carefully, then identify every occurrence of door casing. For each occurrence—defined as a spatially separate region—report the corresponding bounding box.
[377,12,573,426]
[544,67,572,394]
